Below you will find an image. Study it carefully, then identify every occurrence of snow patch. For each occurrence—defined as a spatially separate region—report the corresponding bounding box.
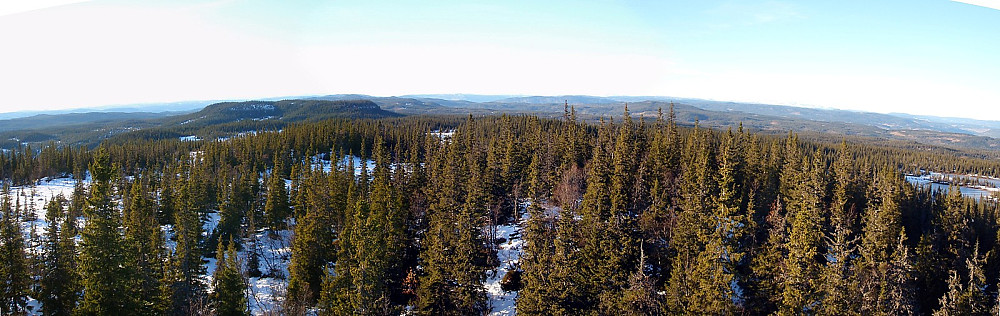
[485,211,527,316]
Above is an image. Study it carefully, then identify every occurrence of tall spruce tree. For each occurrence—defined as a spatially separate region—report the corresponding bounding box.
[686,128,748,314]
[416,126,489,315]
[819,140,860,315]
[857,167,915,315]
[0,187,29,314]
[124,177,166,314]
[264,158,291,231]
[516,146,562,315]
[40,197,77,316]
[167,159,207,314]
[778,150,825,315]
[933,246,990,316]
[212,239,248,316]
[77,148,137,315]
[666,123,717,312]
[295,166,341,307]
[324,135,405,315]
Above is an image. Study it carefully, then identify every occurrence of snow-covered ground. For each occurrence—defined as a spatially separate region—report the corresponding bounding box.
[11,175,291,316]
[486,211,527,316]
[430,130,455,141]
[11,173,527,315]
[10,175,88,315]
[246,228,292,315]
[197,210,292,316]
[310,154,376,176]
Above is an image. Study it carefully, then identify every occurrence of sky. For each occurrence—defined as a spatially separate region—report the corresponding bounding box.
[1,0,999,119]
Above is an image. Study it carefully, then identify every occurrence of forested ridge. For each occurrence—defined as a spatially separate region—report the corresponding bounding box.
[3,105,1000,315]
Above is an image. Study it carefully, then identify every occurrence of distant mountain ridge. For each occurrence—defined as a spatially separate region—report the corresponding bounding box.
[163,99,398,127]
[4,94,1000,152]
[0,99,400,148]
[0,112,178,133]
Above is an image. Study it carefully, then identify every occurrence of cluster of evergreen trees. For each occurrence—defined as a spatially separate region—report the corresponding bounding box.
[3,107,1000,314]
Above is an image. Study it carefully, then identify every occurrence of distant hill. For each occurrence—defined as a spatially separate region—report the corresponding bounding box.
[124,99,402,142]
[0,99,401,148]
[0,112,177,133]
[493,95,620,104]
[163,99,398,127]
[5,94,1000,153]
[401,94,521,103]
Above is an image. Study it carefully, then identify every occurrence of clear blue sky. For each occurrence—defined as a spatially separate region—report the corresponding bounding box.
[1,0,998,119]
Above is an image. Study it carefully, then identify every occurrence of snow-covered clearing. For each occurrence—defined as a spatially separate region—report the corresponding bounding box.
[486,210,527,316]
[197,211,292,315]
[10,175,88,315]
[10,173,529,315]
[310,154,376,176]
[430,130,455,141]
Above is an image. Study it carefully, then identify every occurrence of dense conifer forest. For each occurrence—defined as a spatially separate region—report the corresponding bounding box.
[5,105,1000,315]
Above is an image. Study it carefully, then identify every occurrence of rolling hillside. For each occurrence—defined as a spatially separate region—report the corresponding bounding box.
[4,94,1000,153]
[0,99,401,148]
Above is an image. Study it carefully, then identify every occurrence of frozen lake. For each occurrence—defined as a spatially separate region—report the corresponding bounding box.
[905,174,995,200]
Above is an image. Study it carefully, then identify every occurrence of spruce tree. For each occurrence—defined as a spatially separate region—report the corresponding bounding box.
[779,151,825,315]
[212,239,248,316]
[292,167,339,306]
[686,128,747,314]
[819,140,860,314]
[933,245,989,316]
[167,160,206,314]
[123,177,165,314]
[39,197,77,316]
[77,148,137,315]
[516,148,562,315]
[263,158,291,231]
[0,188,29,314]
[666,123,717,312]
[324,135,404,315]
[415,129,489,316]
[857,167,913,315]
[574,118,617,312]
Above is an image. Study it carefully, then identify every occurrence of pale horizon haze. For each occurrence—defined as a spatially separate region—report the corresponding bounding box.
[1,0,999,119]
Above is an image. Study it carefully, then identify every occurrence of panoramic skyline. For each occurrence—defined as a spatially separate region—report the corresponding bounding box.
[1,0,998,119]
